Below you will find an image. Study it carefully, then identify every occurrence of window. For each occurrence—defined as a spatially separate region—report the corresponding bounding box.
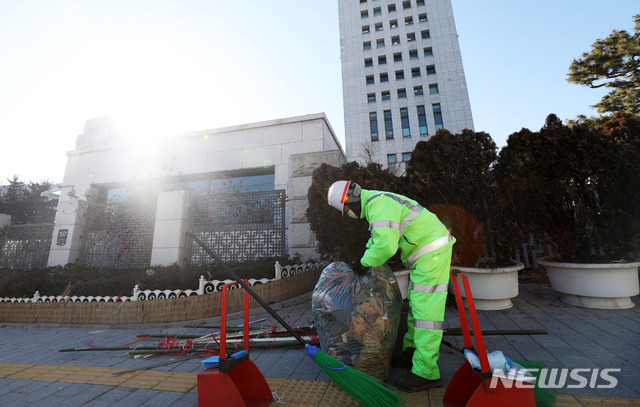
[363,41,371,51]
[373,7,382,16]
[375,22,383,32]
[381,90,391,101]
[417,105,428,136]
[395,70,405,80]
[414,85,424,96]
[405,17,414,25]
[361,10,369,19]
[398,88,407,98]
[360,0,367,3]
[403,1,411,9]
[366,75,375,85]
[380,72,389,82]
[421,30,431,39]
[400,108,411,137]
[394,52,402,62]
[424,47,433,57]
[402,152,412,163]
[411,67,421,77]
[377,39,385,48]
[433,103,443,129]
[407,33,416,42]
[419,13,427,22]
[369,112,379,141]
[392,36,400,45]
[426,65,436,75]
[417,0,425,5]
[388,4,396,12]
[387,154,398,171]
[362,25,370,34]
[384,110,393,139]
[429,83,439,94]
[390,19,398,29]
[409,50,418,60]
[365,58,373,67]
[368,93,376,103]
[378,55,387,65]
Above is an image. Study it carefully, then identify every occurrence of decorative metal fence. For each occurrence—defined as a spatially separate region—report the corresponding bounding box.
[79,201,157,268]
[0,223,54,269]
[189,190,286,265]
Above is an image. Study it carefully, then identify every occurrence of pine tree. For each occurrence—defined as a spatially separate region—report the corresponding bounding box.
[568,14,640,115]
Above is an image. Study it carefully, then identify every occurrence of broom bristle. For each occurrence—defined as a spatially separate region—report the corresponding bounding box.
[513,359,556,407]
[306,345,406,407]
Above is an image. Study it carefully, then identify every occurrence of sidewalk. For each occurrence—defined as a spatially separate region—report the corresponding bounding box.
[0,278,639,406]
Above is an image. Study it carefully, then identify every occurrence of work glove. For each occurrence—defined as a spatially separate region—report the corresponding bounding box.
[351,259,367,276]
[351,247,368,276]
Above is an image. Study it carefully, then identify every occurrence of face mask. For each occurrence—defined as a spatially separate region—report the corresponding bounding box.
[346,209,359,219]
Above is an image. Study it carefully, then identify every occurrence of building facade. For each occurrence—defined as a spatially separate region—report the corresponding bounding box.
[47,114,346,268]
[338,0,474,168]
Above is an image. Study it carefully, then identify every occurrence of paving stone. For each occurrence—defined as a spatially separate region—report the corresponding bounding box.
[0,284,638,405]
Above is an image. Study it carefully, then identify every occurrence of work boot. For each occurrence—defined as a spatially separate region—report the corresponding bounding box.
[395,372,442,392]
[391,347,415,368]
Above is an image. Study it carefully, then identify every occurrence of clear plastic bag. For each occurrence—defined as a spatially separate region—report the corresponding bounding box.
[312,261,402,380]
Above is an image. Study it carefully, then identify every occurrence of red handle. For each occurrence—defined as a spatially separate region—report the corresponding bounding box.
[450,270,491,377]
[219,280,250,359]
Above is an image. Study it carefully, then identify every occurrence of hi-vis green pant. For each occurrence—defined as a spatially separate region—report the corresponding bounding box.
[402,243,454,380]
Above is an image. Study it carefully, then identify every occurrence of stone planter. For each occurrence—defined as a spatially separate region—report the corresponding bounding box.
[538,256,640,309]
[449,261,525,311]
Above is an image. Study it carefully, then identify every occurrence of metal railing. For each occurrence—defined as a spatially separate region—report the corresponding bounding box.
[189,190,286,265]
[0,223,54,269]
[79,201,157,268]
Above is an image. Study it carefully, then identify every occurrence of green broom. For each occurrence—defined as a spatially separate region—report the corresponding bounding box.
[512,360,556,407]
[190,233,406,407]
[306,345,406,407]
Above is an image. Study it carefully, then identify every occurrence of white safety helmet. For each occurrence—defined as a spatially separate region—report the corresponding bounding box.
[327,180,361,215]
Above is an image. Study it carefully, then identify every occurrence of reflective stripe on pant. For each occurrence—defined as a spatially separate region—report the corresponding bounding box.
[402,242,453,380]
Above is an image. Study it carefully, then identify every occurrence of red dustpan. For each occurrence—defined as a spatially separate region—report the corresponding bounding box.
[443,270,535,407]
[197,280,272,407]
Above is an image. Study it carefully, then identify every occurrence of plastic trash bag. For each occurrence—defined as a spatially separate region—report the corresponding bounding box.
[312,261,402,380]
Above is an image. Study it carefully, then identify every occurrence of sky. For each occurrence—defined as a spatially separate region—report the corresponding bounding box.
[0,1,637,185]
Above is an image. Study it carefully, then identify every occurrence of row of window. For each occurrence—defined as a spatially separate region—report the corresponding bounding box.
[387,152,412,171]
[363,30,430,50]
[367,83,439,103]
[360,0,426,18]
[365,47,433,67]
[366,65,436,85]
[362,13,427,33]
[369,104,443,141]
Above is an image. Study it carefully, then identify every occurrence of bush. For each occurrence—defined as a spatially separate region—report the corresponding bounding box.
[0,255,301,298]
[406,129,501,265]
[497,113,640,262]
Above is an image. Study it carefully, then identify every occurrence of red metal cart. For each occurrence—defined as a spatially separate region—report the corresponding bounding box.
[197,280,272,407]
[443,269,535,407]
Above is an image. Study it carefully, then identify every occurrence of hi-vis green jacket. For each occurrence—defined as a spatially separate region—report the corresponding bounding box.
[359,189,453,269]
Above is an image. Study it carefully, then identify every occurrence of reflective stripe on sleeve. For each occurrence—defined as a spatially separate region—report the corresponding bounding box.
[404,234,453,268]
[411,283,448,294]
[371,219,401,230]
[414,319,444,330]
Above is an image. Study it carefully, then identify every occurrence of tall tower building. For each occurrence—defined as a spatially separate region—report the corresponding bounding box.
[338,0,474,169]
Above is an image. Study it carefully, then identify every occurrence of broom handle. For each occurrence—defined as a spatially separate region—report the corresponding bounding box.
[189,232,307,346]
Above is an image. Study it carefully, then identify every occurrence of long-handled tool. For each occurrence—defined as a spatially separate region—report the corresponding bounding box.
[190,232,405,407]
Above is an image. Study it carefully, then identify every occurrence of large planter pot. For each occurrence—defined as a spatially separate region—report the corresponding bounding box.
[538,256,640,309]
[449,261,525,311]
